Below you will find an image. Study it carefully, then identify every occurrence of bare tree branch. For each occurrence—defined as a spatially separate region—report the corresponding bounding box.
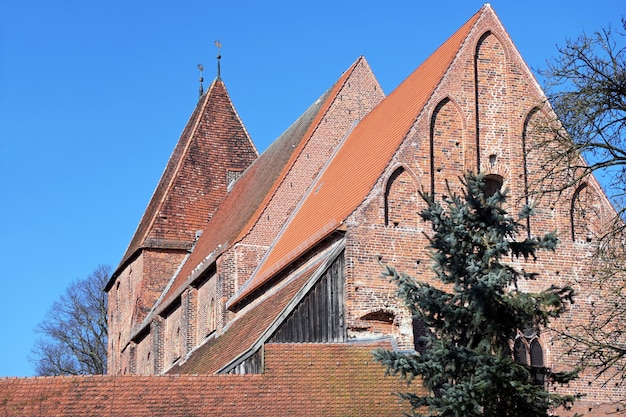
[29,265,109,376]
[536,18,626,401]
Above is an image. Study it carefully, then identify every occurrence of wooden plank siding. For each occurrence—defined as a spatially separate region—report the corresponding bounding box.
[270,254,346,343]
[227,348,264,374]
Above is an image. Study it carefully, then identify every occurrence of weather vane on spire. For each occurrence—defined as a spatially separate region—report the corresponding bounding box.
[197,63,204,98]
[215,40,222,80]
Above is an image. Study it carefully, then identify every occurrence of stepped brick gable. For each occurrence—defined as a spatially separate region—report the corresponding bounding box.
[3,5,624,417]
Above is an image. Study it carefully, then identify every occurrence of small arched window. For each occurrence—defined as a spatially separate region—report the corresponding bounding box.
[530,339,545,385]
[513,337,528,365]
[483,174,503,198]
[359,310,397,335]
[571,182,603,243]
[513,333,545,385]
[384,167,418,227]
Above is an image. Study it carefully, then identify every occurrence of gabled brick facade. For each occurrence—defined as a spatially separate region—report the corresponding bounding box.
[3,5,624,417]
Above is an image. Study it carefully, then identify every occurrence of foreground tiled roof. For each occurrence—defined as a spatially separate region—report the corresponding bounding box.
[0,344,408,417]
[147,58,367,316]
[230,7,483,305]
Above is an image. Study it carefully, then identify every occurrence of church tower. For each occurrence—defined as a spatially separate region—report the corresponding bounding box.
[105,72,258,374]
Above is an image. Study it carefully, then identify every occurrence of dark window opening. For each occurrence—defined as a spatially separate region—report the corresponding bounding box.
[530,339,545,385]
[513,333,545,385]
[514,338,528,365]
[483,174,503,198]
[412,319,430,354]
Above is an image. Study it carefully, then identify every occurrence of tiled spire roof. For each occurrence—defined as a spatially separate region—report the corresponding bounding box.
[107,78,257,289]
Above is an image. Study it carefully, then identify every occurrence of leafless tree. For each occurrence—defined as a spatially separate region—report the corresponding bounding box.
[536,18,626,214]
[535,18,626,395]
[30,265,109,375]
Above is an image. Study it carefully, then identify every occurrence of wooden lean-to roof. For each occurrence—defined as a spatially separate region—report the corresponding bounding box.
[230,7,483,307]
[145,57,371,316]
[107,78,258,289]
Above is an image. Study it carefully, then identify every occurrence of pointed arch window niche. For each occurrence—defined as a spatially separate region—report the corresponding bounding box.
[571,182,603,243]
[384,167,419,228]
[514,331,545,385]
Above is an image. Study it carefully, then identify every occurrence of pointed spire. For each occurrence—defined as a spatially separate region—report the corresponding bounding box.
[214,40,222,80]
[198,64,204,98]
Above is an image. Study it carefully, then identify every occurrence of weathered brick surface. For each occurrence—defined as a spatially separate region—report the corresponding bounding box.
[235,57,384,283]
[106,79,257,374]
[343,8,620,415]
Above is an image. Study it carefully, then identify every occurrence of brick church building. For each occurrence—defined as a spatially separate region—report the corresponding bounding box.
[1,5,623,416]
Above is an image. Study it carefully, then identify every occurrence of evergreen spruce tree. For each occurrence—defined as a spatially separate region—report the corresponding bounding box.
[374,174,580,417]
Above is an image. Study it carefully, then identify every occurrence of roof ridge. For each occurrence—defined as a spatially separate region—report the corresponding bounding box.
[135,79,220,248]
[230,119,358,306]
[108,78,256,289]
[136,62,359,320]
[232,56,366,245]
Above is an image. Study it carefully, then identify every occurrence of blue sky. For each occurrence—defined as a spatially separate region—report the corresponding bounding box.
[0,1,622,377]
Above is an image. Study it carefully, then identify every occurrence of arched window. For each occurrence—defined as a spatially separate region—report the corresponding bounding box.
[359,310,396,335]
[571,182,603,242]
[384,167,418,227]
[513,332,545,385]
[483,174,503,198]
[513,337,528,365]
[530,339,545,384]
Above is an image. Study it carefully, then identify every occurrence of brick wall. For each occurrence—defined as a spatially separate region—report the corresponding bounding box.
[343,10,620,410]
[104,9,623,414]
[107,249,188,375]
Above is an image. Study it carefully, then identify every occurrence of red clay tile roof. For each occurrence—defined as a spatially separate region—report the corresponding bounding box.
[230,8,483,306]
[0,343,408,417]
[167,241,342,375]
[108,78,257,289]
[147,58,368,315]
